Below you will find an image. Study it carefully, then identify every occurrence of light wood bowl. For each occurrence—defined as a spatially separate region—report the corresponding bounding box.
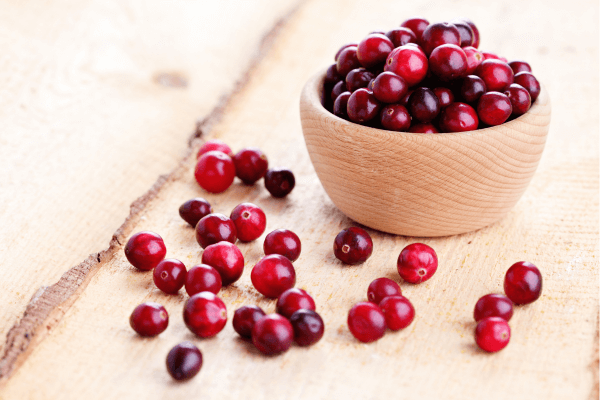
[300,69,551,237]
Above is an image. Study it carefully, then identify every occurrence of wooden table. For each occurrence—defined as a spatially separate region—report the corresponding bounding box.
[1,0,598,399]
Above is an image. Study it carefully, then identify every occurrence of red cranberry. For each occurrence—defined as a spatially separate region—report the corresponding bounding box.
[197,139,233,159]
[409,123,439,133]
[201,241,244,285]
[477,91,512,126]
[166,342,202,381]
[336,46,360,77]
[504,261,542,305]
[194,150,236,194]
[379,295,415,330]
[450,20,474,47]
[233,305,266,339]
[233,147,268,184]
[475,317,510,352]
[380,104,411,131]
[195,213,237,249]
[290,309,324,346]
[185,264,222,296]
[504,83,531,115]
[458,18,480,48]
[252,314,294,355]
[331,80,346,102]
[324,64,342,86]
[264,168,295,198]
[420,22,461,56]
[333,91,351,119]
[400,17,429,42]
[153,259,187,294]
[433,87,454,108]
[347,302,386,343]
[333,227,373,265]
[276,288,316,318]
[463,46,484,74]
[372,72,408,103]
[357,34,394,68]
[397,243,438,284]
[384,45,428,87]
[400,89,413,106]
[514,72,541,102]
[230,203,266,242]
[179,198,212,227]
[476,59,514,92]
[460,75,486,103]
[130,302,168,337]
[474,294,514,322]
[408,87,440,123]
[346,68,376,92]
[347,88,381,123]
[251,254,296,298]
[481,51,501,60]
[439,102,478,132]
[429,44,468,81]
[367,277,402,304]
[124,231,167,271]
[385,27,417,47]
[508,60,532,74]
[334,42,358,61]
[264,229,302,262]
[183,292,227,338]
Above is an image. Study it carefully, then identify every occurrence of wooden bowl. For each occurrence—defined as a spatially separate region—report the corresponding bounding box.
[300,69,551,237]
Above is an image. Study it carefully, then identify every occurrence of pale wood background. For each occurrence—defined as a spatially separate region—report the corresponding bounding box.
[0,0,598,399]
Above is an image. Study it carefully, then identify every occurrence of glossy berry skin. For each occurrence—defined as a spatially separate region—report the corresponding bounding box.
[429,44,468,81]
[459,18,480,48]
[166,342,203,381]
[475,317,511,352]
[357,34,394,68]
[372,72,408,103]
[336,46,360,77]
[179,198,212,227]
[508,60,532,74]
[347,88,381,123]
[504,83,531,116]
[324,64,342,86]
[379,295,415,330]
[264,168,295,198]
[384,45,428,87]
[124,231,167,271]
[335,43,358,61]
[230,203,267,242]
[397,243,438,284]
[153,259,187,294]
[197,139,233,159]
[474,294,514,322]
[345,68,375,92]
[233,305,266,339]
[477,91,512,126]
[183,292,227,338]
[514,72,541,102]
[290,309,325,346]
[333,227,373,265]
[409,123,439,133]
[476,59,514,92]
[385,27,417,48]
[264,229,302,262]
[380,104,411,131]
[251,254,296,298]
[195,213,237,249]
[276,288,316,318]
[439,102,479,132]
[433,87,454,108]
[400,17,429,42]
[194,150,236,194]
[201,241,244,285]
[408,87,440,123]
[481,51,501,61]
[185,264,222,296]
[420,22,461,56]
[233,147,268,184]
[252,314,294,356]
[450,20,474,47]
[129,302,168,337]
[333,91,351,119]
[331,80,346,102]
[504,261,543,305]
[463,46,484,75]
[347,302,386,343]
[460,75,487,103]
[367,277,402,304]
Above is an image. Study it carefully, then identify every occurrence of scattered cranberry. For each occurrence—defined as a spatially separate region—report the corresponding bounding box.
[333,227,373,265]
[230,203,267,242]
[460,75,486,103]
[183,292,227,338]
[201,241,245,285]
[124,231,167,271]
[166,342,203,381]
[233,305,266,339]
[508,60,532,74]
[185,264,222,296]
[372,72,408,103]
[194,150,236,194]
[153,259,187,294]
[429,44,468,81]
[129,302,168,337]
[336,46,360,77]
[179,198,212,227]
[356,34,394,68]
[397,243,438,284]
[333,91,351,119]
[462,46,484,74]
[252,314,294,355]
[408,87,440,123]
[195,213,237,249]
[233,148,268,184]
[384,45,428,87]
[450,20,474,47]
[409,123,439,133]
[476,59,514,92]
[276,288,316,318]
[290,309,325,346]
[367,277,402,304]
[504,83,531,115]
[433,87,454,108]
[400,17,429,42]
[380,104,411,131]
[477,91,512,126]
[439,102,479,132]
[420,22,461,56]
[475,317,511,352]
[264,168,295,198]
[197,139,233,159]
[347,302,386,343]
[347,88,381,123]
[335,43,358,62]
[514,71,541,102]
[385,27,417,47]
[504,261,542,305]
[379,295,415,330]
[264,229,302,262]
[474,294,514,322]
[331,81,346,102]
[251,254,296,298]
[345,68,376,92]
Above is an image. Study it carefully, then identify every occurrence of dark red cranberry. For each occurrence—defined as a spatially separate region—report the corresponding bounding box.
[460,75,486,103]
[380,104,411,131]
[439,102,478,132]
[333,227,373,265]
[201,241,244,285]
[195,213,237,249]
[397,243,438,284]
[252,314,294,355]
[197,139,233,159]
[379,295,415,330]
[166,342,202,381]
[347,88,381,123]
[357,34,394,68]
[333,91,351,119]
[336,46,360,77]
[324,64,342,86]
[504,261,542,305]
[408,87,440,123]
[335,42,358,61]
[290,309,324,346]
[508,60,532,74]
[385,27,417,48]
[458,18,480,48]
[504,83,531,115]
[345,68,375,92]
[124,231,167,271]
[153,259,187,294]
[420,22,461,56]
[331,80,346,102]
[450,20,474,47]
[347,302,386,343]
[514,72,541,102]
[367,277,402,304]
[400,17,429,42]
[474,294,514,322]
[230,203,266,242]
[475,317,510,352]
[179,198,212,227]
[409,123,439,133]
[183,292,227,338]
[185,264,222,296]
[463,46,484,75]
[476,59,514,92]
[433,87,454,108]
[429,44,468,81]
[251,254,296,298]
[400,89,413,106]
[264,229,301,262]
[477,91,512,126]
[233,148,268,184]
[372,72,408,103]
[264,168,295,198]
[130,302,168,337]
[233,305,266,339]
[276,288,316,318]
[384,45,428,87]
[194,150,236,193]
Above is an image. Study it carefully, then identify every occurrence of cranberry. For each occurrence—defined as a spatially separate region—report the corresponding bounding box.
[264,229,301,262]
[400,89,413,106]
[347,302,386,343]
[481,51,501,60]
[367,277,402,304]
[397,243,438,284]
[336,46,360,77]
[264,168,295,198]
[230,203,267,242]
[129,302,168,337]
[233,305,266,339]
[476,59,514,92]
[508,60,532,74]
[251,254,296,298]
[166,342,203,381]
[201,241,244,285]
[345,68,375,92]
[333,227,373,265]
[408,87,440,123]
[459,18,480,48]
[400,17,429,42]
[252,314,294,355]
[233,147,268,184]
[331,80,346,102]
[195,213,237,249]
[124,231,167,271]
[179,198,212,227]
[439,102,478,132]
[504,83,531,115]
[384,45,428,87]
[514,72,541,102]
[197,139,233,159]
[357,34,394,68]
[194,150,236,193]
[409,123,439,133]
[347,88,381,123]
[372,72,408,103]
[290,309,324,346]
[185,264,222,296]
[183,292,227,338]
[379,295,415,330]
[504,261,542,305]
[460,75,486,103]
[433,87,454,108]
[477,91,512,126]
[475,317,511,352]
[420,22,461,56]
[463,46,484,74]
[334,42,358,61]
[380,104,411,131]
[153,259,187,294]
[333,91,351,119]
[276,288,316,318]
[324,64,342,86]
[429,44,468,81]
[450,20,474,47]
[385,27,417,47]
[474,294,514,322]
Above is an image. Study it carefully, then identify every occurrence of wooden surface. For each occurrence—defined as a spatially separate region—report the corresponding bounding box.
[0,0,598,399]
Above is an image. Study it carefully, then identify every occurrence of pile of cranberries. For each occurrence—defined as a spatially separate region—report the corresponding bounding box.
[324,17,540,132]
